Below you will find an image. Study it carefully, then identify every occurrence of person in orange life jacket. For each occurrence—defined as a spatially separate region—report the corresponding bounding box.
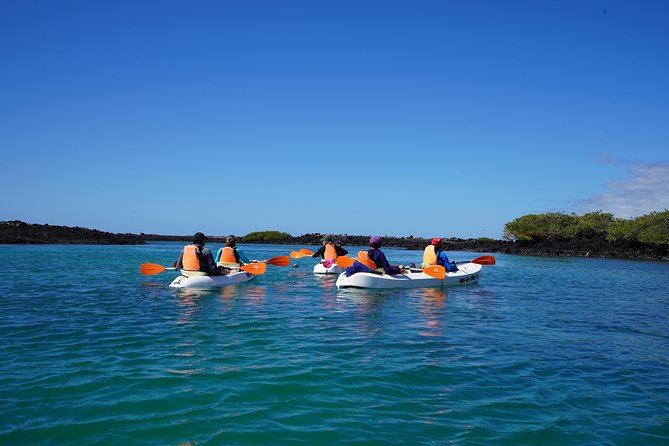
[312,235,348,260]
[367,235,402,275]
[423,238,459,272]
[215,235,251,266]
[175,232,228,276]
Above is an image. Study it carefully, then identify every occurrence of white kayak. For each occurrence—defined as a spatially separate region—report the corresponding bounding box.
[169,270,256,288]
[335,262,483,289]
[313,262,342,274]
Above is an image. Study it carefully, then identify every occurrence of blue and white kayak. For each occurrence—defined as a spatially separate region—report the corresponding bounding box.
[313,262,342,274]
[169,270,256,288]
[335,262,483,289]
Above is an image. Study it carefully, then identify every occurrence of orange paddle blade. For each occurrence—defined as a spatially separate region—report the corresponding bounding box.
[240,262,266,275]
[422,265,446,279]
[140,263,167,275]
[290,251,312,259]
[355,257,377,269]
[265,255,290,266]
[336,256,355,268]
[299,248,314,255]
[472,255,496,265]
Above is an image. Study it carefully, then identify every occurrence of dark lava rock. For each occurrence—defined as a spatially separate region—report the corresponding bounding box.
[0,220,145,245]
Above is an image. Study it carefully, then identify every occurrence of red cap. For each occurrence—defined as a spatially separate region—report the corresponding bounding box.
[431,237,442,245]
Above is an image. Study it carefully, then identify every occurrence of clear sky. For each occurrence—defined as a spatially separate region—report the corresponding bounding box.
[1,0,668,239]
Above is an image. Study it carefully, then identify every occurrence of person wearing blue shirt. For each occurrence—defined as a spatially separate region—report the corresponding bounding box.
[423,238,458,272]
[215,235,251,266]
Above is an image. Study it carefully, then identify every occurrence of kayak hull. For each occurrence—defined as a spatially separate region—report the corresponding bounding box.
[313,263,342,274]
[169,271,256,288]
[335,262,483,289]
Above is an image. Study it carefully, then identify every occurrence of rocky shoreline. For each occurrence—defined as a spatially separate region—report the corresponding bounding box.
[1,221,666,261]
[0,221,145,245]
[280,233,668,261]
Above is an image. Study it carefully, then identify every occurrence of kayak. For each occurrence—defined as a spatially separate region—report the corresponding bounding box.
[313,263,342,274]
[335,262,483,289]
[169,270,256,288]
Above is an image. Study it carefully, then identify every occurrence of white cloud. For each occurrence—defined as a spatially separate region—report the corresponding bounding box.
[578,163,669,218]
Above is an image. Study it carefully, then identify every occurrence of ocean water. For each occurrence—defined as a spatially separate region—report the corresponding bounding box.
[1,242,668,445]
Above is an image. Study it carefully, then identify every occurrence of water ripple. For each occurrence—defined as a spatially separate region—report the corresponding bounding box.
[1,246,668,444]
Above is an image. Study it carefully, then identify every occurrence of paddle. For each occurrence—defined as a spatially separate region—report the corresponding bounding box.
[290,248,316,259]
[456,255,496,265]
[239,262,267,274]
[421,265,446,279]
[140,263,176,275]
[336,257,446,280]
[261,255,290,266]
[335,256,355,268]
[139,262,266,276]
[290,251,312,259]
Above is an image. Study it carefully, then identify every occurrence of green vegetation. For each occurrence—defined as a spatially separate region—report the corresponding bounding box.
[243,231,293,243]
[503,210,669,246]
[607,211,669,246]
[477,237,495,242]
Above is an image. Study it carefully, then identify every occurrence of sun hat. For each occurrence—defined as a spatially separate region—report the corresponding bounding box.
[432,237,442,245]
[369,235,382,246]
[322,235,333,242]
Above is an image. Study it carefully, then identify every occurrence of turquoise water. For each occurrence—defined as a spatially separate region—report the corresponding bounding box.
[1,242,668,445]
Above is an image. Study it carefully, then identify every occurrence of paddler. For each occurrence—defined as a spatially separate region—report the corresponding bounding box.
[312,235,348,261]
[422,237,458,272]
[176,232,228,276]
[215,235,251,268]
[366,235,402,275]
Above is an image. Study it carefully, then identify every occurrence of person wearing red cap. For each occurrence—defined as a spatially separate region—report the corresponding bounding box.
[422,238,458,272]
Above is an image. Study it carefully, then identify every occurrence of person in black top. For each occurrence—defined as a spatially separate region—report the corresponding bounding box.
[175,232,227,276]
[312,234,348,259]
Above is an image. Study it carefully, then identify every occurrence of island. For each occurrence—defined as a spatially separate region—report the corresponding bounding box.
[2,210,667,261]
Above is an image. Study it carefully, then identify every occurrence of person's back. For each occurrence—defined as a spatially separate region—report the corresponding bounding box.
[176,232,226,276]
[423,244,439,266]
[313,235,348,261]
[367,236,401,275]
[422,237,458,272]
[216,235,250,268]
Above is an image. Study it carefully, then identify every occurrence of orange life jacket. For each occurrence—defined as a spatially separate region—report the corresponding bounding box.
[356,250,379,270]
[182,245,201,270]
[218,246,237,263]
[324,243,337,260]
[423,245,438,265]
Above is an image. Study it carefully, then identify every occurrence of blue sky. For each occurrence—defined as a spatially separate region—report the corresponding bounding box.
[1,0,667,239]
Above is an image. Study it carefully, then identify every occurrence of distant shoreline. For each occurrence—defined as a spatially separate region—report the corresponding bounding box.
[1,221,666,261]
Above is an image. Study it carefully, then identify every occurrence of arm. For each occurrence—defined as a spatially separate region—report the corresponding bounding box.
[175,250,184,270]
[201,248,220,275]
[236,248,251,264]
[438,251,458,272]
[214,248,222,263]
[336,246,348,256]
[370,250,401,275]
[312,246,325,258]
